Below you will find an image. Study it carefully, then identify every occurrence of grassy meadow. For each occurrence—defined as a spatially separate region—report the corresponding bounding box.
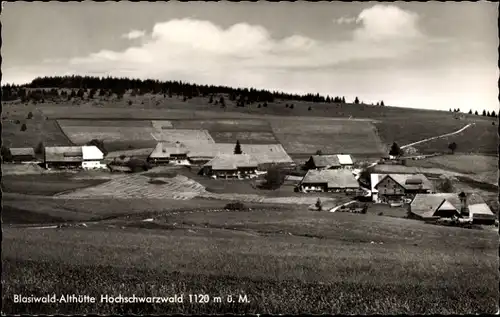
[2,208,498,315]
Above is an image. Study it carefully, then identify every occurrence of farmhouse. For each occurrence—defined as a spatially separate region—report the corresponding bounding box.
[188,143,293,166]
[199,154,259,179]
[9,147,36,163]
[82,145,107,170]
[298,169,359,193]
[44,146,83,169]
[305,154,354,170]
[148,141,190,165]
[371,173,433,204]
[409,192,495,224]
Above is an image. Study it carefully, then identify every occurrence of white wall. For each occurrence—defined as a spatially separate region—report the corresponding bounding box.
[82,160,107,170]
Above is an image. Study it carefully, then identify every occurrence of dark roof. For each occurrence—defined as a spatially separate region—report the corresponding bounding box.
[204,154,259,170]
[410,193,486,218]
[309,155,341,168]
[45,146,83,163]
[375,174,432,191]
[300,169,359,189]
[9,147,35,157]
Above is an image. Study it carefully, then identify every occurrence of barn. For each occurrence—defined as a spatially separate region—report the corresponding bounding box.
[304,154,354,170]
[298,169,359,193]
[371,173,433,203]
[9,147,36,163]
[82,145,107,170]
[44,146,83,169]
[148,141,190,165]
[199,154,259,179]
[409,192,495,224]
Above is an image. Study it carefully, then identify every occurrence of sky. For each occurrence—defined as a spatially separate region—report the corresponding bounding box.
[2,1,498,112]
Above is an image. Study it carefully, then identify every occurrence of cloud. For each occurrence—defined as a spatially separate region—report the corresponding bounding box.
[353,5,422,42]
[67,5,426,83]
[334,16,358,25]
[121,29,146,40]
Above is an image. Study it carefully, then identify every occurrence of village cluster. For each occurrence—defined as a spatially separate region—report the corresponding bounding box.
[5,139,496,227]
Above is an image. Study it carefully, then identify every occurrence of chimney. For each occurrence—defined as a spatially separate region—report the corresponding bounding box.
[459,192,468,216]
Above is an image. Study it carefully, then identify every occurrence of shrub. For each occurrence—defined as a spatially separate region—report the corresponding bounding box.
[378,212,384,216]
[1,146,13,162]
[27,112,33,119]
[126,158,151,173]
[15,120,20,124]
[149,179,167,185]
[20,123,27,131]
[316,198,323,211]
[308,106,312,111]
[224,202,247,211]
[260,167,286,190]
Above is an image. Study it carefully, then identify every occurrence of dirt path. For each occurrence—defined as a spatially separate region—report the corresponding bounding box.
[400,123,474,149]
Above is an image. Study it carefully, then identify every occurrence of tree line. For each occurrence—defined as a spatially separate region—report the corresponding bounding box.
[451,108,497,118]
[1,75,368,105]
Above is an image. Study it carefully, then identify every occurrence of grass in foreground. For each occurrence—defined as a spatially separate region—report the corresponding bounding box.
[2,252,497,315]
[2,207,498,314]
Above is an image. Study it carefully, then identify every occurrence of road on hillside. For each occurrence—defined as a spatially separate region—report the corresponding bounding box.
[400,123,475,149]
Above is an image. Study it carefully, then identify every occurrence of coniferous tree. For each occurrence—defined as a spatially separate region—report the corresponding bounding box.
[354,97,360,104]
[234,140,242,155]
[380,100,385,106]
[482,110,487,116]
[492,110,497,117]
[389,142,403,157]
[475,110,479,115]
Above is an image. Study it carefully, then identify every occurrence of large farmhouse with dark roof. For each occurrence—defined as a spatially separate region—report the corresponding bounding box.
[298,169,359,193]
[199,154,259,179]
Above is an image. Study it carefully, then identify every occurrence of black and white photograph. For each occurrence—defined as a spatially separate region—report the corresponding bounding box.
[1,1,498,314]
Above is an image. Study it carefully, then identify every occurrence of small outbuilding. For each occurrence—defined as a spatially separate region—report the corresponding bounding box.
[148,141,190,165]
[304,154,354,170]
[9,147,36,163]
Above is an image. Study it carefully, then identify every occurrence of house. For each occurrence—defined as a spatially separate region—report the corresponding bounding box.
[298,169,359,193]
[409,194,462,220]
[304,154,354,170]
[44,146,83,169]
[82,145,107,170]
[371,173,433,203]
[468,203,496,225]
[199,154,259,179]
[409,192,495,224]
[9,147,36,163]
[188,143,293,166]
[148,141,190,165]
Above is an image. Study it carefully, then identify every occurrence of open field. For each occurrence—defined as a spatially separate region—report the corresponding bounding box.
[2,105,73,148]
[2,208,498,314]
[1,174,109,196]
[405,154,497,175]
[209,131,278,144]
[57,119,154,127]
[270,118,386,155]
[412,122,498,155]
[170,118,274,132]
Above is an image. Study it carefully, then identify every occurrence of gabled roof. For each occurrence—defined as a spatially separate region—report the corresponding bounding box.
[149,142,189,159]
[309,154,353,168]
[45,146,83,163]
[469,203,495,218]
[300,169,359,189]
[9,147,35,157]
[375,174,432,191]
[82,145,104,160]
[204,154,258,170]
[337,154,353,165]
[189,143,293,164]
[410,193,486,218]
[309,155,340,168]
[437,200,458,212]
